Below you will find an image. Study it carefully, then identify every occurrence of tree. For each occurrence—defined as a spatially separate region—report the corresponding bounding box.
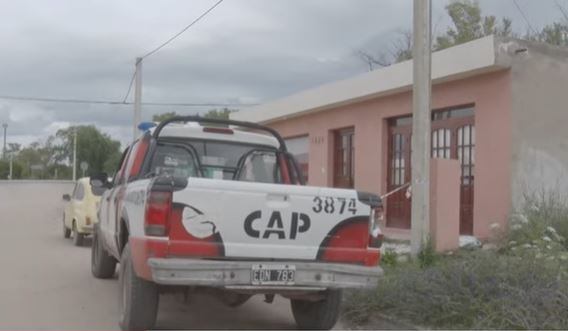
[356,30,413,71]
[152,108,235,122]
[435,0,513,50]
[203,108,233,120]
[0,159,23,179]
[152,112,180,122]
[357,0,513,69]
[17,141,58,179]
[529,22,568,46]
[55,126,122,176]
[7,143,21,155]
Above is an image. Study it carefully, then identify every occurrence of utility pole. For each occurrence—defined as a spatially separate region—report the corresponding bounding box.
[410,0,432,257]
[133,57,143,141]
[9,153,13,180]
[2,123,7,159]
[72,128,77,181]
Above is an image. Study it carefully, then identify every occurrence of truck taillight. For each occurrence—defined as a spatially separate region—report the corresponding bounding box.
[145,191,172,236]
[368,206,384,249]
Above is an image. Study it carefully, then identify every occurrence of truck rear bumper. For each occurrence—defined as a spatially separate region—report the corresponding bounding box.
[147,258,382,290]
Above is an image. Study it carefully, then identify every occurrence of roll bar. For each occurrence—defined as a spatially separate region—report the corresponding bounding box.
[152,116,288,152]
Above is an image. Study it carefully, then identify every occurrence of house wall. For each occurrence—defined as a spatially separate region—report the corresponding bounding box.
[268,70,512,239]
[501,39,568,209]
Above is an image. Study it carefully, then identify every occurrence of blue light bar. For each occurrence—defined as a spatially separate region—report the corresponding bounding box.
[138,122,157,132]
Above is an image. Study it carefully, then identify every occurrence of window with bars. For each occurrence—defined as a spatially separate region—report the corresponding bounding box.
[334,128,355,188]
[390,133,405,186]
[432,128,451,159]
[457,125,475,185]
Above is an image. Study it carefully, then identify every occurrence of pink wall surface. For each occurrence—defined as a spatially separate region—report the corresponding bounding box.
[430,158,461,252]
[269,70,512,239]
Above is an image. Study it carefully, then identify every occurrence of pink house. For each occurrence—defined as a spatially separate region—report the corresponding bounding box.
[231,36,568,245]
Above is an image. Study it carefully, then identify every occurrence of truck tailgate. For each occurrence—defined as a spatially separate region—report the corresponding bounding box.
[166,178,372,263]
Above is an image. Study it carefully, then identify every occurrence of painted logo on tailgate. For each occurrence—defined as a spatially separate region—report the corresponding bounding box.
[244,210,311,240]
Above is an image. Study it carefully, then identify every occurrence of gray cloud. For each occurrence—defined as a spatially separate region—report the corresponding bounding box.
[0,0,562,147]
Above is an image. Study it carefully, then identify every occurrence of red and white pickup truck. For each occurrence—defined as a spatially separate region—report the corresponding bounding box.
[90,116,383,330]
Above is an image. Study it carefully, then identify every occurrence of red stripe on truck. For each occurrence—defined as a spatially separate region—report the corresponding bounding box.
[318,218,381,267]
[129,237,168,281]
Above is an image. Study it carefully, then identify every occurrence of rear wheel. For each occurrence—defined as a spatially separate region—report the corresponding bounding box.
[91,225,116,279]
[290,290,342,330]
[119,243,159,331]
[72,221,84,246]
[62,216,71,239]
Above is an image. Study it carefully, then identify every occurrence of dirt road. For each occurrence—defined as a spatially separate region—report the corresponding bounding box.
[0,181,351,330]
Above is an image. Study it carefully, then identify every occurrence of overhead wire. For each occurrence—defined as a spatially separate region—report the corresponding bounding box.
[120,0,225,105]
[5,0,233,110]
[554,0,568,22]
[0,95,257,107]
[512,0,538,35]
[121,71,137,104]
[140,0,224,60]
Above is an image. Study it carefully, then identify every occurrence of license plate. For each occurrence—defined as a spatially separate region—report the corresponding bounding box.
[251,264,296,285]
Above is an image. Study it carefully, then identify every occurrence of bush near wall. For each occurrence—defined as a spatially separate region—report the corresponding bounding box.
[344,194,568,330]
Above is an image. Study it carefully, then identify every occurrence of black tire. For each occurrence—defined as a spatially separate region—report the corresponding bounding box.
[119,243,159,331]
[290,290,342,330]
[63,216,71,239]
[91,225,116,279]
[72,221,84,246]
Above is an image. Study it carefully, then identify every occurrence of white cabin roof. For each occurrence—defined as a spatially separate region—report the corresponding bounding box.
[154,123,280,148]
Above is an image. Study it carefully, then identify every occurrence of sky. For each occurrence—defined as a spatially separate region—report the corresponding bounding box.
[0,0,564,148]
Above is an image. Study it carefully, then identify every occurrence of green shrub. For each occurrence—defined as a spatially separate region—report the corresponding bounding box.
[381,248,398,267]
[512,191,568,250]
[343,250,568,329]
[416,239,438,268]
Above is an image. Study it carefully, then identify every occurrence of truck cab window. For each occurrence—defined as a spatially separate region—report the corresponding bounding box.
[150,145,198,178]
[237,151,280,184]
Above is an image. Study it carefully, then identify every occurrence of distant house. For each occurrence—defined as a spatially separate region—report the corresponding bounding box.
[231,36,568,241]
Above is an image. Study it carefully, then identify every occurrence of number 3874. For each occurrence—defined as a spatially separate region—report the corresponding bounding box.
[312,196,357,215]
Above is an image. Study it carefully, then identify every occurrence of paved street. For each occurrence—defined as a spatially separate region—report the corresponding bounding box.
[0,181,304,330]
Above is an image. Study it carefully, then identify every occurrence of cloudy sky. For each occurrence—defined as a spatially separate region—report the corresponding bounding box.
[0,0,564,147]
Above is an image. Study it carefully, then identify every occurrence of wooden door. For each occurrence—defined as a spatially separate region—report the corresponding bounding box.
[431,114,475,235]
[385,107,475,234]
[386,124,412,229]
[457,124,475,235]
[333,128,355,188]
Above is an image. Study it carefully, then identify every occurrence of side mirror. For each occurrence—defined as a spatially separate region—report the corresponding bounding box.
[62,194,71,201]
[90,173,110,195]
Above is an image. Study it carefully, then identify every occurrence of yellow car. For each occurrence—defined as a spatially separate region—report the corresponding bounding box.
[62,177,101,246]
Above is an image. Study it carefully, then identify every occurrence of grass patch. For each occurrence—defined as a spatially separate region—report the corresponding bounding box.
[344,250,568,329]
[344,193,568,330]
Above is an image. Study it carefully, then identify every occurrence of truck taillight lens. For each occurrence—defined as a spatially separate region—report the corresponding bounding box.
[369,206,384,249]
[145,191,172,236]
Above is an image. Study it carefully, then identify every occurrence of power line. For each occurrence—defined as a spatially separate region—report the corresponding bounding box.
[122,0,225,106]
[140,0,224,60]
[512,0,537,35]
[555,0,568,22]
[0,95,125,105]
[0,95,257,108]
[122,71,137,104]
[1,1,230,112]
